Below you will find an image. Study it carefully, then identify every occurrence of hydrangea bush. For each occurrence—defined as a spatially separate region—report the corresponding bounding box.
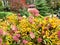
[0,14,60,45]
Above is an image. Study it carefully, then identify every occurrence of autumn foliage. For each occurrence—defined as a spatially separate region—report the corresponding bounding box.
[8,0,27,10]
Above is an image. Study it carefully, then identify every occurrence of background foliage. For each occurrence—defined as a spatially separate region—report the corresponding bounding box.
[34,0,50,16]
[0,1,4,11]
[0,0,60,16]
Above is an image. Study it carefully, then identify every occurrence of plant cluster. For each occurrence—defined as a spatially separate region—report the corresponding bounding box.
[35,0,50,16]
[0,14,60,45]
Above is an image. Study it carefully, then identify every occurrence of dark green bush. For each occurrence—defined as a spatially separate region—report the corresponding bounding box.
[34,0,50,16]
[19,8,29,17]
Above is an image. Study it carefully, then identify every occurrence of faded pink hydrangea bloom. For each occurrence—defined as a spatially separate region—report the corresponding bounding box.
[13,36,19,42]
[29,16,35,24]
[11,25,17,32]
[37,38,42,43]
[3,31,7,36]
[0,38,2,43]
[16,34,21,38]
[4,43,7,45]
[22,40,28,44]
[18,16,23,21]
[0,29,3,35]
[30,32,35,39]
[28,7,39,16]
[57,30,60,39]
[29,16,34,19]
[29,18,34,24]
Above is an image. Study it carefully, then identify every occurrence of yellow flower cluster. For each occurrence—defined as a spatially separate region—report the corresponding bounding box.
[0,14,60,45]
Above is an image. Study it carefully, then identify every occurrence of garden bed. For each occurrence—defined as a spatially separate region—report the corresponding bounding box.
[0,14,60,45]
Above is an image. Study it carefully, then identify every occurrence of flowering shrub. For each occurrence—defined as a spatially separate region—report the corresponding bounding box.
[0,14,60,45]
